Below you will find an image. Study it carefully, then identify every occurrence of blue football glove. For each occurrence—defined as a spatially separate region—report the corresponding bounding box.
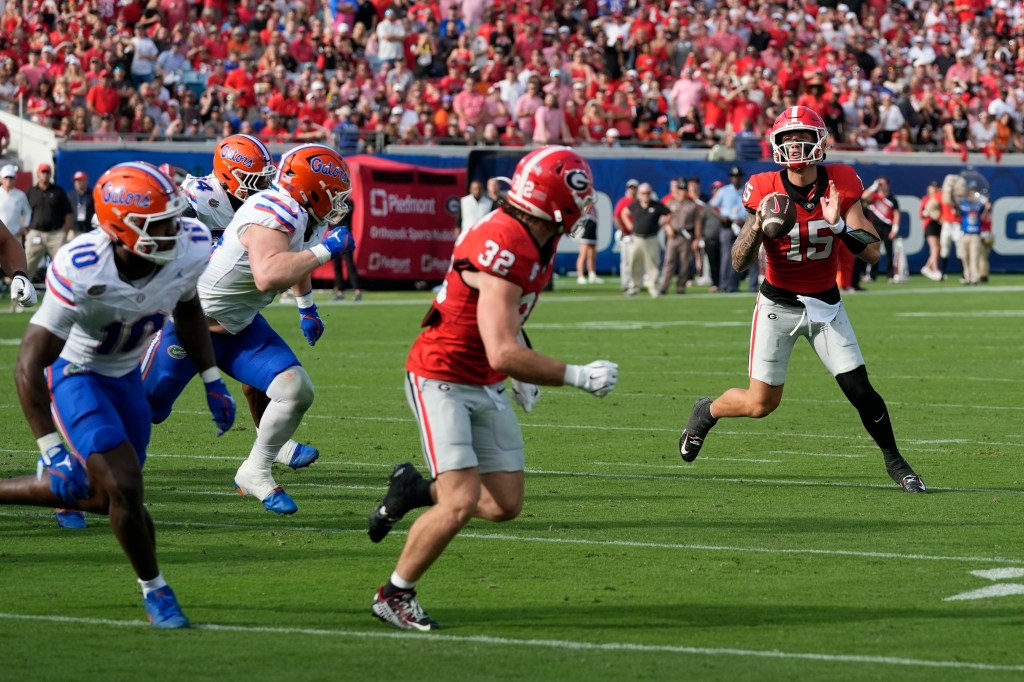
[299,303,325,346]
[37,442,90,505]
[322,227,355,258]
[204,377,236,436]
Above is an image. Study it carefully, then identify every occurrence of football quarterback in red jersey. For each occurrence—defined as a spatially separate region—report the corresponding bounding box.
[678,106,926,494]
[367,146,619,631]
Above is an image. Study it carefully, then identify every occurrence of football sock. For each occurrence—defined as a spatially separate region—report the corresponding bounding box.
[272,439,301,465]
[411,477,435,508]
[835,367,896,451]
[139,573,168,597]
[244,367,313,474]
[383,573,416,597]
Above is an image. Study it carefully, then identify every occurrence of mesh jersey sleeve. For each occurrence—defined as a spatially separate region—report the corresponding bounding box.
[831,164,866,217]
[456,216,540,290]
[177,218,213,301]
[31,259,80,340]
[237,191,308,237]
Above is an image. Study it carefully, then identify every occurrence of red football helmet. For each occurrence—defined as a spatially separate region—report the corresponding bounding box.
[504,145,596,238]
[769,106,830,170]
[212,134,276,200]
[93,161,189,263]
[157,163,189,185]
[274,144,352,225]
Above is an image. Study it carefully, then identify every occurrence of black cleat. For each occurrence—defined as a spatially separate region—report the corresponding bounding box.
[679,397,717,462]
[886,456,927,493]
[367,462,424,543]
[896,474,927,493]
[372,587,441,631]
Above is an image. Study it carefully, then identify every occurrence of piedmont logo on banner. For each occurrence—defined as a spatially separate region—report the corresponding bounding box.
[346,156,465,281]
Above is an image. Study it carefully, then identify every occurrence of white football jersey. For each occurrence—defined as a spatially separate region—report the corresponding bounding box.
[198,187,325,334]
[181,172,236,233]
[31,219,212,377]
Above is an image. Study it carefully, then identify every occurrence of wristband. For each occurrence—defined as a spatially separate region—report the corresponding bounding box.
[309,243,332,265]
[827,217,847,235]
[200,367,221,383]
[295,290,315,309]
[12,270,27,279]
[838,229,868,254]
[37,432,62,455]
[563,364,583,388]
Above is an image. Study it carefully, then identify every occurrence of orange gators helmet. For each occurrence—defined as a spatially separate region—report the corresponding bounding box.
[274,144,352,225]
[769,106,830,170]
[93,161,189,263]
[504,145,596,238]
[212,134,277,200]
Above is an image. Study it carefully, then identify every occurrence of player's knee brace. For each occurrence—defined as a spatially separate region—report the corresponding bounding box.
[835,365,883,413]
[266,365,315,414]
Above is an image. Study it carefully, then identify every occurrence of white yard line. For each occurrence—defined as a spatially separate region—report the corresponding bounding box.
[0,612,1020,672]
[0,450,1018,495]
[1,510,1020,565]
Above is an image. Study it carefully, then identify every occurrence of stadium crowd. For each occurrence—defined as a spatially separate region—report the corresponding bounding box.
[1,0,1023,157]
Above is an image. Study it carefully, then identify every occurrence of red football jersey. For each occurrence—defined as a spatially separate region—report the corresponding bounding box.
[742,164,864,294]
[406,209,555,385]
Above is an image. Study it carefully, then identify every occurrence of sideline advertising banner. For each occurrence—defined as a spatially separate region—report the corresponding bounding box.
[339,155,464,281]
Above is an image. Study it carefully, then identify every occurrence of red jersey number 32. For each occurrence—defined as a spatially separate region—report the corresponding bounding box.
[477,239,516,276]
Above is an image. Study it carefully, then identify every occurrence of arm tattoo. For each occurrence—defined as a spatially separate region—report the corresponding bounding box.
[731,213,763,272]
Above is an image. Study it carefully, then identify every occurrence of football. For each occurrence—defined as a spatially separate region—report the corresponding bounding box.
[758,192,797,239]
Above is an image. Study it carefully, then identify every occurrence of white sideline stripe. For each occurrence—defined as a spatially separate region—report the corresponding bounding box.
[0,612,1020,672]
[897,310,1024,318]
[1,451,1019,496]
[594,458,785,465]
[1,511,1021,565]
[524,468,1024,496]
[764,450,865,459]
[455,533,1024,566]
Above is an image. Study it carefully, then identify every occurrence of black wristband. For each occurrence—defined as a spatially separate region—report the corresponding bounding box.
[12,270,27,279]
[838,230,868,255]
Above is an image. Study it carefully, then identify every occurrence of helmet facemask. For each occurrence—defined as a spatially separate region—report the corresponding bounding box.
[120,192,189,263]
[231,163,277,200]
[772,127,828,169]
[564,196,597,239]
[301,181,351,226]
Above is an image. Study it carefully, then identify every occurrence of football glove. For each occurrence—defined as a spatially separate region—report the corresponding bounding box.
[298,303,325,346]
[564,361,618,397]
[37,441,90,505]
[322,227,355,258]
[308,227,355,265]
[10,272,37,307]
[204,375,236,436]
[511,379,540,412]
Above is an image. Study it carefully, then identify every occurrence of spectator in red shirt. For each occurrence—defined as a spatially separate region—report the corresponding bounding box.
[297,89,329,126]
[514,22,543,62]
[453,76,487,133]
[607,90,635,139]
[18,51,49,89]
[290,26,318,66]
[797,73,830,113]
[223,57,256,109]
[726,86,762,136]
[85,71,121,124]
[266,80,302,120]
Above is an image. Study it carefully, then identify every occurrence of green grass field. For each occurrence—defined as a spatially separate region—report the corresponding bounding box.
[1,274,1022,681]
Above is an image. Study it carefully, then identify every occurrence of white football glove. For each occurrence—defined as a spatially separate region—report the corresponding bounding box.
[564,360,618,397]
[10,273,37,307]
[511,379,540,412]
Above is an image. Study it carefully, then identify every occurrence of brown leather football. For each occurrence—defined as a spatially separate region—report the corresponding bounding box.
[758,192,797,239]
